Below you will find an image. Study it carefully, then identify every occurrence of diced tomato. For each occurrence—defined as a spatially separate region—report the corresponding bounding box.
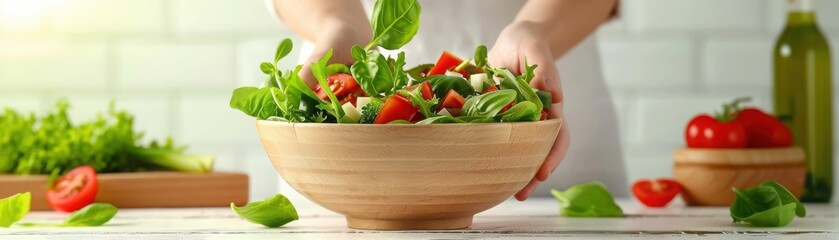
[483,85,498,94]
[420,81,433,100]
[428,51,468,77]
[47,165,98,212]
[440,90,466,109]
[315,73,364,105]
[374,94,418,124]
[540,110,548,120]
[501,102,514,113]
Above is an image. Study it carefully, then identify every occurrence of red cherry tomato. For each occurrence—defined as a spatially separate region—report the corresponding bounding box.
[632,179,682,207]
[428,51,468,77]
[685,115,748,148]
[374,94,418,124]
[735,108,793,148]
[47,165,99,212]
[440,90,466,109]
[315,73,365,105]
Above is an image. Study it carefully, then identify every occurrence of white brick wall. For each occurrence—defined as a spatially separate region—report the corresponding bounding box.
[0,0,838,199]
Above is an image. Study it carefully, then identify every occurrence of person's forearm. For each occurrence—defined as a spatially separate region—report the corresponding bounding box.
[513,0,617,59]
[273,0,372,43]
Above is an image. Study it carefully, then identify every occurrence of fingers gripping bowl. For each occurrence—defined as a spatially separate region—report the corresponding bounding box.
[256,118,562,230]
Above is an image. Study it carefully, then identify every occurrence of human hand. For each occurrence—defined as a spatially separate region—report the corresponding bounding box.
[299,19,371,87]
[488,21,571,201]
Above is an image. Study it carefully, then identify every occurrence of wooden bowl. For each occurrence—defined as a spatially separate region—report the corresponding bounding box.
[673,147,805,206]
[256,119,562,230]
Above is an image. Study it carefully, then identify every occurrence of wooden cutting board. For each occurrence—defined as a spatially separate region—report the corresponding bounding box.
[0,172,249,211]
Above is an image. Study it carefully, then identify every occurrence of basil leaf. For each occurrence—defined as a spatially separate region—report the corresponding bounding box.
[497,101,539,122]
[372,52,396,94]
[416,116,465,124]
[351,46,382,97]
[462,89,516,118]
[367,0,421,50]
[311,48,347,122]
[551,182,623,218]
[474,45,488,68]
[0,192,30,227]
[230,87,282,120]
[274,38,293,64]
[730,181,806,227]
[62,203,118,227]
[427,75,475,99]
[231,194,298,228]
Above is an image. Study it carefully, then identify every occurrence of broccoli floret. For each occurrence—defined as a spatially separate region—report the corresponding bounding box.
[359,101,383,124]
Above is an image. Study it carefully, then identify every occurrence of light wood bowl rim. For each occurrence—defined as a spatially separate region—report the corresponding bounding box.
[256,118,562,127]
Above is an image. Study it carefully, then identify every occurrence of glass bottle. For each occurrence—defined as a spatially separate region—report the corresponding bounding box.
[773,0,833,202]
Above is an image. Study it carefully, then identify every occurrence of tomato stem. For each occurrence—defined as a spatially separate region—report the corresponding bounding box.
[714,97,751,122]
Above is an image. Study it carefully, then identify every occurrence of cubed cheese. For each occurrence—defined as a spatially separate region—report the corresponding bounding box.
[355,97,371,112]
[438,108,452,117]
[470,73,488,92]
[342,102,361,122]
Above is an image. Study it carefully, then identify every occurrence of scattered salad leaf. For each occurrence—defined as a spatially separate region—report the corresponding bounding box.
[462,89,517,118]
[62,203,118,227]
[535,90,553,110]
[0,192,30,227]
[366,0,421,50]
[231,194,298,228]
[551,182,623,218]
[730,181,806,227]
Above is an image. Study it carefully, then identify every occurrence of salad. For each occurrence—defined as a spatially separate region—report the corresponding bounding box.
[230,0,552,124]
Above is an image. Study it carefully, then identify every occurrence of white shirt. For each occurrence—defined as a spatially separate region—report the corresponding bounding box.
[269,0,627,198]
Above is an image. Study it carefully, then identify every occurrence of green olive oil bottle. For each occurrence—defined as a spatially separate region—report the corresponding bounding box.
[773,0,833,202]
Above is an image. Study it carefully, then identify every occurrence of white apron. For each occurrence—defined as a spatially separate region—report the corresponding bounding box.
[275,0,628,202]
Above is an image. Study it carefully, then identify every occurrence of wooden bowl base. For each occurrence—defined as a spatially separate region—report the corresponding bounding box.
[346,216,473,230]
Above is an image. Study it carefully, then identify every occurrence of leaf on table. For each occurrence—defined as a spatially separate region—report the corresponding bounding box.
[730,181,806,227]
[551,182,623,218]
[231,194,299,228]
[62,203,118,227]
[0,192,31,227]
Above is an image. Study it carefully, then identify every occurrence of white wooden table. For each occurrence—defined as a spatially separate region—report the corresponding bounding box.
[2,198,837,239]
